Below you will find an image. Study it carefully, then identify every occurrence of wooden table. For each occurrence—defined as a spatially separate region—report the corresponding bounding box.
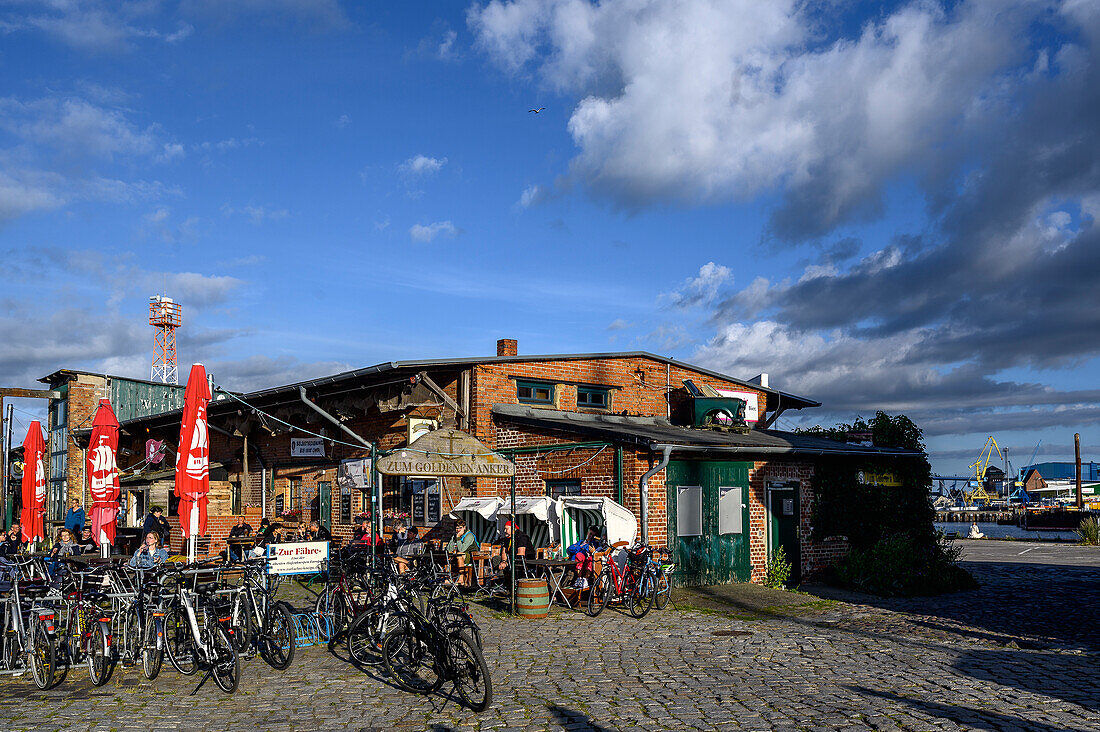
[526,557,576,609]
[225,536,254,559]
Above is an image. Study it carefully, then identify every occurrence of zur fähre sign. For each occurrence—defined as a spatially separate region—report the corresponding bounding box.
[376,428,515,477]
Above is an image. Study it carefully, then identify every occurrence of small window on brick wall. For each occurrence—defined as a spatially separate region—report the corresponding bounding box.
[517,379,554,405]
[577,386,610,409]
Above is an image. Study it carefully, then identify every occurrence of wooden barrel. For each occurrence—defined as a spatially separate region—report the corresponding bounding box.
[514,578,550,619]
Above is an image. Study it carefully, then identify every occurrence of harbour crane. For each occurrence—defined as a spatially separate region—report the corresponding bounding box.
[965,436,1002,506]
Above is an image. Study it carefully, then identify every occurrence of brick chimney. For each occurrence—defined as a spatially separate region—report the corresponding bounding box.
[496,338,518,357]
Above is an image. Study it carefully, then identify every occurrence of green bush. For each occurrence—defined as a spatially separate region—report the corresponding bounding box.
[830,532,978,597]
[1076,516,1100,546]
[764,546,792,589]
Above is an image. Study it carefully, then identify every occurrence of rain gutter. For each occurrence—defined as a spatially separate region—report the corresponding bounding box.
[638,446,673,544]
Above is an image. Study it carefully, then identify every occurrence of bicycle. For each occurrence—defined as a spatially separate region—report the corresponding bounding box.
[652,547,675,610]
[116,564,168,680]
[586,543,657,618]
[0,556,58,689]
[162,562,240,693]
[381,588,492,711]
[55,558,114,686]
[223,558,296,670]
[313,551,374,642]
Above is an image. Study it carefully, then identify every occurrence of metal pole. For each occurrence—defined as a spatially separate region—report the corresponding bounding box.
[1075,433,1083,509]
[510,473,516,616]
[0,401,9,530]
[371,444,377,569]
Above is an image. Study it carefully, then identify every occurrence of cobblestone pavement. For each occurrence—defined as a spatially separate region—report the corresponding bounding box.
[1,546,1098,731]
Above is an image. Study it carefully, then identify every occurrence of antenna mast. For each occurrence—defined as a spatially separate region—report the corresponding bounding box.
[149,295,182,384]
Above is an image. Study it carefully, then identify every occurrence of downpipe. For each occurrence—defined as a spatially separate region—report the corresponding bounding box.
[639,446,673,545]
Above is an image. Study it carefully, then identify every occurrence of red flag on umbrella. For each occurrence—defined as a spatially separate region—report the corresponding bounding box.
[175,364,211,541]
[87,399,120,546]
[20,422,46,543]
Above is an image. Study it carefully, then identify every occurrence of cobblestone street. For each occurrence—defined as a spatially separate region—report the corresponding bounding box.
[1,542,1097,731]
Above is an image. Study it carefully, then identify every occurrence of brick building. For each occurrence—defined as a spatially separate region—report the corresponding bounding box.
[48,340,921,584]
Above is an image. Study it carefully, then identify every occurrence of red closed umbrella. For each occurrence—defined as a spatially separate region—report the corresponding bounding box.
[175,364,211,551]
[20,422,46,543]
[87,399,120,549]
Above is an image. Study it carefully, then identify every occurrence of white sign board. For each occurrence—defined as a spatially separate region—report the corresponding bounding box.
[676,486,703,537]
[291,438,325,458]
[715,389,760,423]
[337,458,372,492]
[266,541,330,576]
[718,486,743,535]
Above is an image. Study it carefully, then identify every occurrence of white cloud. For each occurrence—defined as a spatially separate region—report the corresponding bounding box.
[157,142,185,162]
[409,220,459,242]
[660,262,732,309]
[607,318,631,331]
[0,96,157,160]
[470,0,1038,236]
[221,204,289,224]
[518,183,548,207]
[400,154,448,177]
[335,114,351,128]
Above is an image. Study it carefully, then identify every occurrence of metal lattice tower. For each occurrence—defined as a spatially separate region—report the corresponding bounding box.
[149,295,182,384]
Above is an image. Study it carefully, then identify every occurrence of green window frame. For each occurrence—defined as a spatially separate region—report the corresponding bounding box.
[577,386,610,409]
[516,379,555,405]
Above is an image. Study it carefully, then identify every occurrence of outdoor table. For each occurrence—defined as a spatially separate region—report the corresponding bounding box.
[526,557,575,609]
[225,536,254,556]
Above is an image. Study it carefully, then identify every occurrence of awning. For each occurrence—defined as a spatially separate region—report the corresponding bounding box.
[560,496,638,547]
[378,428,515,477]
[448,496,503,521]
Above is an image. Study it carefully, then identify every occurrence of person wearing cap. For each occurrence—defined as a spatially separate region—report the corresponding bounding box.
[493,520,535,589]
[75,526,99,554]
[445,519,479,586]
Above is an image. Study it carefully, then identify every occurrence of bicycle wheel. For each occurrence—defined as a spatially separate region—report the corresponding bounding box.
[28,619,56,690]
[260,602,295,670]
[655,567,672,610]
[119,607,141,667]
[628,567,657,619]
[209,625,240,694]
[86,621,113,686]
[313,588,347,642]
[165,607,198,675]
[586,569,611,617]
[230,596,256,653]
[347,609,382,665]
[142,614,164,680]
[450,629,492,712]
[382,625,442,694]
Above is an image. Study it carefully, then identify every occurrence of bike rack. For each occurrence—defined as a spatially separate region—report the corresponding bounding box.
[290,613,331,648]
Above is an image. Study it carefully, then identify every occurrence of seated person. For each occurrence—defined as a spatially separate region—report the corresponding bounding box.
[75,527,99,555]
[492,520,535,582]
[249,519,283,558]
[129,531,170,569]
[567,525,606,590]
[392,526,424,574]
[0,524,24,556]
[445,519,479,586]
[305,520,331,542]
[350,518,384,552]
[389,519,409,551]
[227,516,254,561]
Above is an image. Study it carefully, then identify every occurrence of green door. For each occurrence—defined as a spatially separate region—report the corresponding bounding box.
[666,460,751,586]
[766,481,801,584]
[318,481,332,532]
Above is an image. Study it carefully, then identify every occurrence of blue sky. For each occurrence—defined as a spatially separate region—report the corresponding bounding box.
[2,0,1099,479]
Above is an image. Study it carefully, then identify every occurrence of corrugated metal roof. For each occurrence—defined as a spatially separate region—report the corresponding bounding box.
[490,404,923,458]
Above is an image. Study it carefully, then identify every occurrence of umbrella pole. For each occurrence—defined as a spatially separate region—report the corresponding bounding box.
[99,529,109,559]
[510,474,516,617]
[187,507,198,562]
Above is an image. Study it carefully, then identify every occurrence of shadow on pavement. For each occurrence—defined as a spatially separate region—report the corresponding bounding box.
[850,685,1082,732]
[803,561,1100,651]
[547,704,613,731]
[953,647,1100,712]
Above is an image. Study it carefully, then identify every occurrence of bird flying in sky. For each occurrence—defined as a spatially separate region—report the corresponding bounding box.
[528,107,545,114]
